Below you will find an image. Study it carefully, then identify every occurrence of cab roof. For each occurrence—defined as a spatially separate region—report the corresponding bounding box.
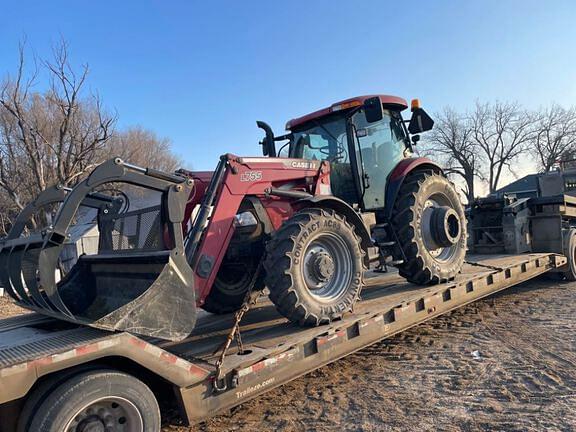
[286,94,409,130]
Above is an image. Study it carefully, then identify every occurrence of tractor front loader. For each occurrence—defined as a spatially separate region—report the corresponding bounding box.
[0,160,197,340]
[1,95,467,341]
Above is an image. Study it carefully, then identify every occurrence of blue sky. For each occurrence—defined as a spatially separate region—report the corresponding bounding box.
[2,0,576,170]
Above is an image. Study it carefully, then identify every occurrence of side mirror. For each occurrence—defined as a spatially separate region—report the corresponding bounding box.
[363,97,383,123]
[408,108,434,134]
[256,121,276,157]
[411,134,420,145]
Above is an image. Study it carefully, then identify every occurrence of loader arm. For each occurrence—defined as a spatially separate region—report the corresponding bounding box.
[186,154,327,305]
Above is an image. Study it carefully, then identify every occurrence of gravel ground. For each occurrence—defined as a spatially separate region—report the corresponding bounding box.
[0,295,26,317]
[2,276,575,431]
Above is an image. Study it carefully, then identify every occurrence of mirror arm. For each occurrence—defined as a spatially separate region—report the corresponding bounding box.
[274,133,292,141]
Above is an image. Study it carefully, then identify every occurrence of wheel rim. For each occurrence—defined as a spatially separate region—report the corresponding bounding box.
[420,192,462,263]
[64,396,143,432]
[301,232,353,302]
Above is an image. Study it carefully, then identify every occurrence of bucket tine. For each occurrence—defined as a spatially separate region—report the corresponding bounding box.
[0,244,26,304]
[1,185,68,307]
[19,243,43,304]
[22,242,58,310]
[37,244,76,318]
[7,244,39,307]
[8,244,41,307]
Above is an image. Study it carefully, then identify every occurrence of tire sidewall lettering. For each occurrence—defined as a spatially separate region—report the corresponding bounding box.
[289,212,363,318]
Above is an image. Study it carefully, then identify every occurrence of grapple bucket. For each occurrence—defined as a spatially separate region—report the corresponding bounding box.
[0,158,197,341]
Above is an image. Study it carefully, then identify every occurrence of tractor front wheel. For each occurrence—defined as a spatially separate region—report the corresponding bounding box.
[202,243,265,314]
[391,170,466,285]
[264,208,365,326]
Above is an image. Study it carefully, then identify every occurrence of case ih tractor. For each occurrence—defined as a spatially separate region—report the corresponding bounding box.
[0,95,467,341]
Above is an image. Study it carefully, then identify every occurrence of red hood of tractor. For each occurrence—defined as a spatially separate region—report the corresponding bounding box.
[286,94,409,130]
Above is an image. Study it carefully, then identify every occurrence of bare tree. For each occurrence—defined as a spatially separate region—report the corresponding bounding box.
[0,40,185,234]
[529,104,576,172]
[0,40,115,219]
[104,126,182,172]
[0,192,19,236]
[425,107,478,203]
[470,101,535,194]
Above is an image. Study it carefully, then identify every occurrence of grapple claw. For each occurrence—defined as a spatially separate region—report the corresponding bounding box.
[0,159,197,341]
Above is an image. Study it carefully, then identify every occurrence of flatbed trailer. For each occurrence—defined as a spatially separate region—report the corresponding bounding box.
[0,252,566,431]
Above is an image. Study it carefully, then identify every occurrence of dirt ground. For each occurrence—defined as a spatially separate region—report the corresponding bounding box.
[2,276,576,431]
[0,295,27,318]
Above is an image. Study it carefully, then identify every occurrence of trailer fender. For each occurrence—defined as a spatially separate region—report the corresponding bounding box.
[384,157,443,218]
[297,195,373,252]
[0,333,211,406]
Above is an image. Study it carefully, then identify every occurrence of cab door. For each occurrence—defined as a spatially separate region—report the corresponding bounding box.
[351,110,409,210]
[290,117,361,205]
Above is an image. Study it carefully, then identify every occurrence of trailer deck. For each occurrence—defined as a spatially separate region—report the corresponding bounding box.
[0,252,566,428]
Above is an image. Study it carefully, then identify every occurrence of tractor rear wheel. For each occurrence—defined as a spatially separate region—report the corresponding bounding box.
[264,208,365,326]
[391,170,466,285]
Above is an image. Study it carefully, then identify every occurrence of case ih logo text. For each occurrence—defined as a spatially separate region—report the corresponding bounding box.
[291,161,317,169]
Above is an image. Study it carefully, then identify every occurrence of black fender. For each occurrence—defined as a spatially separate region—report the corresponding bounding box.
[298,195,373,253]
[384,158,443,219]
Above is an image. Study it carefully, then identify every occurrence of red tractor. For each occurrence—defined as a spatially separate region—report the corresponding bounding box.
[0,95,466,341]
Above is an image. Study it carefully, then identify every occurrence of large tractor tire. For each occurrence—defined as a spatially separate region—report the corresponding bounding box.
[202,243,265,314]
[391,170,466,285]
[264,208,365,326]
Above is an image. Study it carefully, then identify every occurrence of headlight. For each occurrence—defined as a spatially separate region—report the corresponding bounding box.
[235,211,258,227]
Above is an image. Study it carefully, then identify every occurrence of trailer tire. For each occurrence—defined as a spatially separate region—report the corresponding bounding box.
[391,170,466,285]
[27,370,160,432]
[563,229,576,281]
[17,365,100,432]
[264,208,365,326]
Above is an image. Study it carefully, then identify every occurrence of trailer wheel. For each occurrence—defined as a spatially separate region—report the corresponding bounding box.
[264,208,365,326]
[202,249,265,314]
[391,170,466,285]
[563,229,576,281]
[27,370,160,432]
[17,365,100,432]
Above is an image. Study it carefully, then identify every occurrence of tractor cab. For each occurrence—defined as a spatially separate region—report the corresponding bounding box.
[258,95,434,211]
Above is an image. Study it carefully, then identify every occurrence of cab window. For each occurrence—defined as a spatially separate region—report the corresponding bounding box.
[290,116,349,163]
[290,115,357,203]
[352,109,408,209]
